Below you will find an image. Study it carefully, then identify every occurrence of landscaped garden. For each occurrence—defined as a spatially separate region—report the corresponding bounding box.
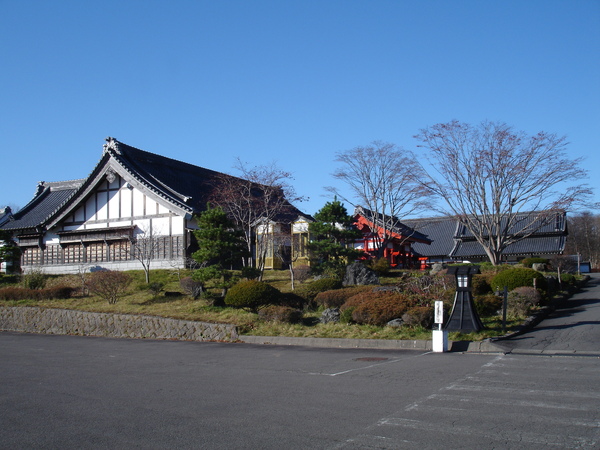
[0,257,584,343]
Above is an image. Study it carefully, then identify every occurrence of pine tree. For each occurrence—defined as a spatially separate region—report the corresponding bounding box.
[192,205,248,297]
[308,199,362,277]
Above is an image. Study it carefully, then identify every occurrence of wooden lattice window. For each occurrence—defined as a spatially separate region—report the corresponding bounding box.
[87,242,107,263]
[110,240,131,261]
[64,244,84,264]
[21,247,41,265]
[45,245,62,265]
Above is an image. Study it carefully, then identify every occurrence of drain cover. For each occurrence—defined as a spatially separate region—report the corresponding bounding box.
[353,357,389,362]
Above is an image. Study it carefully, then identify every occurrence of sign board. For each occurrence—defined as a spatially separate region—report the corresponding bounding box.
[434,301,443,324]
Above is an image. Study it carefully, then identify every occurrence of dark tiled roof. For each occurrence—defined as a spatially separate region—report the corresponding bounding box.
[452,235,566,258]
[403,211,567,259]
[404,217,458,257]
[2,138,307,233]
[456,211,567,238]
[1,181,83,232]
[354,206,431,244]
[108,139,307,222]
[0,207,12,227]
[110,140,225,212]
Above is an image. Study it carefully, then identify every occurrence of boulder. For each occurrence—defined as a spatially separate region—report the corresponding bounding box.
[342,262,379,286]
[320,308,341,324]
[430,263,447,275]
[386,318,404,328]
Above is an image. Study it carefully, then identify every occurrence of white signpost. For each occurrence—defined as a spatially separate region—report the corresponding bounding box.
[432,300,448,352]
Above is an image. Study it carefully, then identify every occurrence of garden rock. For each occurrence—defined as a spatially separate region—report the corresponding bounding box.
[532,263,546,271]
[430,263,447,275]
[320,308,341,324]
[386,318,404,328]
[342,262,379,286]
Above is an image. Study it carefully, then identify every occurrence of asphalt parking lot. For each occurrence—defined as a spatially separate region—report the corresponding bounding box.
[1,332,599,449]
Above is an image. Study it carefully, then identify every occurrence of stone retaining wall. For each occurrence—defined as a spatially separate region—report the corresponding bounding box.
[0,307,239,342]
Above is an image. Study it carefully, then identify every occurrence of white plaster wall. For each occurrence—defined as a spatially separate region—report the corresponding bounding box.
[292,222,309,233]
[120,187,132,218]
[132,189,145,216]
[22,258,185,275]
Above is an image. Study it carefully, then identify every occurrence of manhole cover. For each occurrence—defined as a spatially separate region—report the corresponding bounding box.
[353,357,389,362]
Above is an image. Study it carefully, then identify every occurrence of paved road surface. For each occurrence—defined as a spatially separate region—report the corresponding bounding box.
[496,273,600,355]
[2,274,600,448]
[1,331,599,449]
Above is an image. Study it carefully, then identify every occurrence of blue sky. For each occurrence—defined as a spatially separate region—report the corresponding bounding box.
[1,0,599,217]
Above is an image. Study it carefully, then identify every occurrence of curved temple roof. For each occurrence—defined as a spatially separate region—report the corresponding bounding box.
[1,137,307,234]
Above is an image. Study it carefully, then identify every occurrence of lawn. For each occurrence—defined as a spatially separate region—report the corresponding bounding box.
[0,268,551,342]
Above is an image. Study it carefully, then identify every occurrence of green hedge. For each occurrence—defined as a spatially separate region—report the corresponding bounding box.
[491,267,547,292]
[224,280,280,310]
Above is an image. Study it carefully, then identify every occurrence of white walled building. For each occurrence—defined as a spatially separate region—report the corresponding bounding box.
[1,138,308,274]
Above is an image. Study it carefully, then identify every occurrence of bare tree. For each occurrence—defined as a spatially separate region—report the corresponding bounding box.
[129,224,162,284]
[210,159,304,275]
[328,141,433,258]
[415,120,592,265]
[86,270,132,304]
[564,211,600,270]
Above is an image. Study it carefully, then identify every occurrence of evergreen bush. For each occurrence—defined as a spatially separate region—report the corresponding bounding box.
[224,280,280,311]
[520,257,549,268]
[21,268,47,290]
[368,258,390,276]
[491,267,547,293]
[295,278,343,304]
[278,292,307,309]
[474,294,503,316]
[471,274,492,296]
[559,273,576,285]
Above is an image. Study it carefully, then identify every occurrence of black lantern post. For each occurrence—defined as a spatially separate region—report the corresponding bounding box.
[444,265,484,332]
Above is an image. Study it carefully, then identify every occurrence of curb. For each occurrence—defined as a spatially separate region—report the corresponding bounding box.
[240,335,433,350]
[239,335,508,353]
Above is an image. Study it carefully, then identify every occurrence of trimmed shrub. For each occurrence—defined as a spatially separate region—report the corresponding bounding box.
[241,266,262,280]
[43,286,75,299]
[0,274,19,285]
[295,278,343,304]
[342,290,415,326]
[559,273,576,286]
[368,258,390,276]
[0,286,74,301]
[471,274,492,296]
[402,306,433,328]
[508,286,543,318]
[0,287,35,300]
[474,294,503,316]
[279,292,307,309]
[491,267,547,293]
[224,280,280,311]
[314,286,373,309]
[520,257,549,268]
[258,305,303,323]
